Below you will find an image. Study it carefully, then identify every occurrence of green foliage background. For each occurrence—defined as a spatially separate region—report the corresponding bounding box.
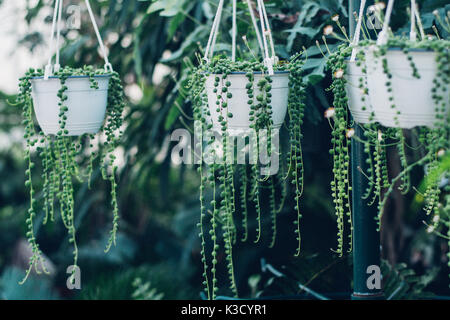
[0,0,448,299]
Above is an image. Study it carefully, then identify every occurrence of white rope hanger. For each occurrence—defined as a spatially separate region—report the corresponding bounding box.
[376,0,420,45]
[44,0,113,80]
[232,0,237,62]
[204,0,224,62]
[84,0,112,72]
[410,0,417,41]
[203,0,278,75]
[245,0,264,56]
[352,0,420,61]
[54,0,64,72]
[413,2,425,40]
[350,0,366,62]
[44,0,61,80]
[256,0,273,74]
[377,0,394,45]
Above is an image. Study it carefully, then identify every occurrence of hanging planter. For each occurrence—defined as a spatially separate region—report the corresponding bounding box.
[187,0,307,299]
[31,74,110,136]
[343,0,375,125]
[30,0,116,136]
[201,0,291,135]
[361,0,449,129]
[16,0,125,283]
[206,71,289,135]
[365,47,447,129]
[325,0,450,255]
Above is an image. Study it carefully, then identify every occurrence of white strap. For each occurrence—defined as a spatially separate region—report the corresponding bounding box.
[55,0,64,72]
[44,0,61,80]
[245,0,264,55]
[209,2,223,61]
[45,0,113,80]
[260,0,276,61]
[256,0,273,74]
[203,0,276,74]
[377,0,394,45]
[204,0,224,62]
[84,0,113,72]
[410,0,417,41]
[413,2,425,40]
[350,0,366,62]
[231,0,237,62]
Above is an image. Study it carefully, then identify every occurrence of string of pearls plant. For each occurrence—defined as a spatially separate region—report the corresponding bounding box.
[325,17,450,259]
[187,54,306,299]
[17,65,125,283]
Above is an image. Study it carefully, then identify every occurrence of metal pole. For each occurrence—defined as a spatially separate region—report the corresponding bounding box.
[351,128,384,299]
[349,0,384,300]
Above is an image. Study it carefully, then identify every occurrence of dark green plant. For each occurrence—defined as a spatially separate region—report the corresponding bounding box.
[16,65,125,283]
[78,264,197,300]
[0,267,59,300]
[7,0,450,299]
[381,259,438,300]
[325,10,450,270]
[188,55,306,299]
[132,277,164,300]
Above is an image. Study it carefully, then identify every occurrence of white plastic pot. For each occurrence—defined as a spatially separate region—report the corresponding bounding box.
[345,60,373,124]
[365,48,449,128]
[206,72,289,135]
[31,75,110,136]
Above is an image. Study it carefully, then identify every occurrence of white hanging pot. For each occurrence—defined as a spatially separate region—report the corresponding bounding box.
[345,60,373,124]
[365,48,449,129]
[205,72,289,135]
[31,75,110,136]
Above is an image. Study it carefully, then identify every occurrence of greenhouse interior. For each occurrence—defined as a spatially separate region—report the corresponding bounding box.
[0,0,449,304]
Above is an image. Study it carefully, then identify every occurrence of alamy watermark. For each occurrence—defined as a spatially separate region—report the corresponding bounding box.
[366,6,383,30]
[366,265,381,290]
[66,265,81,290]
[49,5,81,30]
[171,121,281,175]
[66,5,81,30]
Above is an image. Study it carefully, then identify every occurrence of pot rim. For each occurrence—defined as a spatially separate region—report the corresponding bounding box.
[207,70,290,75]
[31,74,112,80]
[346,47,439,62]
[355,46,438,53]
[385,47,436,53]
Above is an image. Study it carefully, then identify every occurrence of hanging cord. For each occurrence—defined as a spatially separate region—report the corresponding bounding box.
[210,1,224,61]
[350,0,366,62]
[377,0,394,45]
[84,0,113,72]
[54,0,64,72]
[256,0,273,74]
[410,0,417,41]
[44,0,61,80]
[260,0,277,64]
[231,0,237,62]
[203,0,276,74]
[44,0,113,80]
[413,2,425,40]
[245,0,264,55]
[204,0,224,63]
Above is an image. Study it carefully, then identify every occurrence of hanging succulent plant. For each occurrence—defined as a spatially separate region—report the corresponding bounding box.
[324,0,450,257]
[16,66,125,283]
[187,54,306,299]
[179,0,311,299]
[15,0,126,284]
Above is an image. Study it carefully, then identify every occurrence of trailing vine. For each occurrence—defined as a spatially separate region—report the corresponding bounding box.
[17,65,125,283]
[326,47,353,256]
[187,54,306,298]
[326,27,449,258]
